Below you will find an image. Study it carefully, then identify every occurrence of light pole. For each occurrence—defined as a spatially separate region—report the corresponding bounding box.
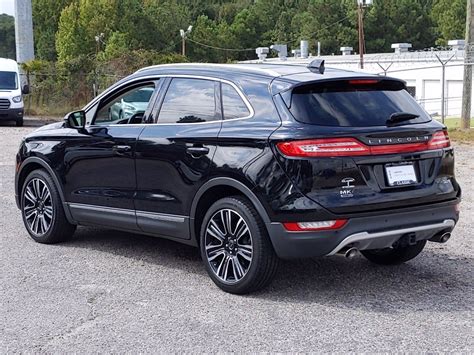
[180,25,193,57]
[357,0,373,69]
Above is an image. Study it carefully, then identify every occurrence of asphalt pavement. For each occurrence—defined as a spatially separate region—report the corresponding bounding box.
[1,118,472,352]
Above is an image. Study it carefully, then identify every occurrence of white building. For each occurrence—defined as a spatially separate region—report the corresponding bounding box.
[246,40,471,118]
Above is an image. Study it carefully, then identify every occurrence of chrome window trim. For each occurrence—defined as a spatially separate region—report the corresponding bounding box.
[85,74,255,127]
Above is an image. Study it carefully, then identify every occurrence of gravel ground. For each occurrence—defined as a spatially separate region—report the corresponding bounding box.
[0,119,473,353]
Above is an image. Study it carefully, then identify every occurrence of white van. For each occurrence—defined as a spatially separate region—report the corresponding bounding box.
[0,58,29,126]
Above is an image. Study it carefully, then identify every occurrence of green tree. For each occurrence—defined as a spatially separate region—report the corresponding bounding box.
[0,14,15,59]
[432,0,466,45]
[32,0,73,60]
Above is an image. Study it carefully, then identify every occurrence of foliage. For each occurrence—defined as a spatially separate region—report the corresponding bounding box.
[431,0,467,45]
[0,14,15,59]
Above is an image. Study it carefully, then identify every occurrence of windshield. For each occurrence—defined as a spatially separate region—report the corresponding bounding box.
[123,88,154,103]
[288,79,431,127]
[0,71,18,90]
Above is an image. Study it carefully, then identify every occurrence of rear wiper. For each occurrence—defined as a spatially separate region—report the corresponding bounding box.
[386,112,419,125]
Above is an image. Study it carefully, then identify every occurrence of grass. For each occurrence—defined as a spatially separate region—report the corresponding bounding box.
[433,117,474,143]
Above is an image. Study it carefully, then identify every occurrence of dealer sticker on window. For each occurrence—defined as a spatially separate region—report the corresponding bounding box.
[385,164,417,186]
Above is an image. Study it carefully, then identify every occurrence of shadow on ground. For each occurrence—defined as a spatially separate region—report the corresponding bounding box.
[63,226,473,313]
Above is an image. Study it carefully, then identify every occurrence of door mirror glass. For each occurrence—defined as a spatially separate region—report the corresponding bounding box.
[64,110,86,129]
[22,84,30,95]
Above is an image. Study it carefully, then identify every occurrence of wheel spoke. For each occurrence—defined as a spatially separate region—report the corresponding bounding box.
[25,209,37,220]
[235,223,249,241]
[237,250,252,262]
[216,254,228,277]
[31,214,39,234]
[220,210,228,235]
[233,256,245,279]
[25,186,36,203]
[40,182,48,200]
[208,220,225,242]
[40,215,49,234]
[44,206,53,219]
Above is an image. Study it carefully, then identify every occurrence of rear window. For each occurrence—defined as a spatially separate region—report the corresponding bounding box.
[288,79,431,127]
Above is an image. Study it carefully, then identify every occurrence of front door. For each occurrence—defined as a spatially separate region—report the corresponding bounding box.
[64,80,160,230]
[135,77,222,239]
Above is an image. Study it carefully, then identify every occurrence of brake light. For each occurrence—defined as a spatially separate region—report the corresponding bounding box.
[348,79,379,85]
[283,220,347,232]
[427,130,450,149]
[277,131,450,157]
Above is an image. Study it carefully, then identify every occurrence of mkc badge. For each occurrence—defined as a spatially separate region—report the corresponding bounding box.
[340,177,355,198]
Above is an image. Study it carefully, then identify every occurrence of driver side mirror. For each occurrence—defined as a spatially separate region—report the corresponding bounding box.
[64,110,86,129]
[22,84,30,95]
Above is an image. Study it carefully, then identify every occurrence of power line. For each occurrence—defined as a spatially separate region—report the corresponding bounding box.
[186,14,353,53]
[186,38,255,52]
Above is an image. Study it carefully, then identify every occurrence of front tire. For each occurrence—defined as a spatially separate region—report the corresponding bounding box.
[21,169,76,244]
[361,240,427,265]
[200,196,279,294]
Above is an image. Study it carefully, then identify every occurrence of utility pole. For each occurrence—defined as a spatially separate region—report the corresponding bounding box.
[357,2,365,69]
[14,0,35,64]
[179,26,193,57]
[357,0,372,69]
[461,0,474,129]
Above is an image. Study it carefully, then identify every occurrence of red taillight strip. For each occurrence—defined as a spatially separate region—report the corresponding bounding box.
[277,131,450,157]
[283,220,348,232]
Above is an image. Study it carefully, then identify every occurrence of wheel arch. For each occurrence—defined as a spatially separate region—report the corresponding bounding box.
[190,177,271,246]
[16,157,75,223]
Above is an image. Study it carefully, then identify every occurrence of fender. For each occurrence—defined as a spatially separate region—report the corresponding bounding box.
[189,177,271,244]
[16,156,76,224]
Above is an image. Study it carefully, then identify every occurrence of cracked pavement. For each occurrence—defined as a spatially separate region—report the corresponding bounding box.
[0,119,472,352]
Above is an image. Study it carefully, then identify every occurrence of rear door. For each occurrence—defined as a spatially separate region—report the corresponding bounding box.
[134,77,221,239]
[271,78,459,214]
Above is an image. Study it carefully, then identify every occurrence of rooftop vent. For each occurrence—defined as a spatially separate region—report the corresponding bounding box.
[300,40,309,59]
[448,39,465,51]
[255,47,269,61]
[340,46,353,56]
[292,49,301,58]
[270,44,288,61]
[391,43,412,54]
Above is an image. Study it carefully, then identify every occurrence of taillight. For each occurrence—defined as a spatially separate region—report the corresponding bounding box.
[427,130,451,149]
[277,138,369,157]
[283,220,347,232]
[277,131,450,158]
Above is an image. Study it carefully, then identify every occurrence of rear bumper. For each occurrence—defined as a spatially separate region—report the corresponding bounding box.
[266,200,460,259]
[0,108,23,121]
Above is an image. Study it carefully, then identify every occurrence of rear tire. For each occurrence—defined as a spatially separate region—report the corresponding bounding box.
[16,118,23,127]
[200,196,279,294]
[361,240,427,265]
[21,169,76,244]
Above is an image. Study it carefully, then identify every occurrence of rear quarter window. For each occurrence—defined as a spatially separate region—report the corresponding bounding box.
[288,79,431,127]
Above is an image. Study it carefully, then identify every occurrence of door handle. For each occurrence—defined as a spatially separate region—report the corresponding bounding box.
[112,145,132,153]
[186,145,210,157]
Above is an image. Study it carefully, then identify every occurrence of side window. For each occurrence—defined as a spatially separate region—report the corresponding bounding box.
[158,78,218,124]
[222,83,251,120]
[93,83,155,125]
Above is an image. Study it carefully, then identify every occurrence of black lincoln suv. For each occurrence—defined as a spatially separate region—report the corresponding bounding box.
[15,62,461,294]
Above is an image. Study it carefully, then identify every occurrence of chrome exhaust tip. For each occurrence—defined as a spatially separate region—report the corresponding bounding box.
[337,247,359,259]
[429,232,452,243]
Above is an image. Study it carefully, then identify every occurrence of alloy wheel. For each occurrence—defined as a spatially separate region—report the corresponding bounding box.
[204,209,253,284]
[23,178,54,236]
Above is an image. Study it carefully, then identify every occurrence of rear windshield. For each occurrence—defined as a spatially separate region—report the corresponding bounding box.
[0,71,18,90]
[288,79,431,127]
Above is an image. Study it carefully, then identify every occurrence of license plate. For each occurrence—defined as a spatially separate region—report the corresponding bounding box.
[385,164,417,186]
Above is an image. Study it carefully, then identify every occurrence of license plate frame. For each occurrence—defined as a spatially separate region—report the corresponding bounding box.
[385,163,418,187]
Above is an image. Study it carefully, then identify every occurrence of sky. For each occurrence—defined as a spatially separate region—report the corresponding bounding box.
[0,0,15,16]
